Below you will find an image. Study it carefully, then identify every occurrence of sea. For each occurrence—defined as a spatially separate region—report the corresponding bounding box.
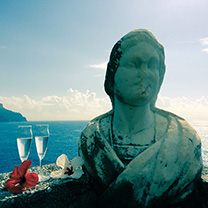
[0,120,208,174]
[0,121,88,173]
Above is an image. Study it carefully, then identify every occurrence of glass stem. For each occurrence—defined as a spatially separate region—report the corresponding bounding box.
[39,159,43,176]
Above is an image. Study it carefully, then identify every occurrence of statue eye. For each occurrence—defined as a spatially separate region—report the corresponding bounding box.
[127,59,142,68]
[125,61,137,68]
[148,58,159,70]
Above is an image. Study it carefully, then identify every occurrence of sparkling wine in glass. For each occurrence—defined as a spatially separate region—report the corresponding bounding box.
[17,125,33,162]
[35,124,50,182]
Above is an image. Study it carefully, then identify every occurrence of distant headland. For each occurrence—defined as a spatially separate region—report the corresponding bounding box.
[0,103,27,122]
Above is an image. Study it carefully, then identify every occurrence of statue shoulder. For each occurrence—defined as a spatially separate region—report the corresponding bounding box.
[81,110,113,138]
[155,108,200,145]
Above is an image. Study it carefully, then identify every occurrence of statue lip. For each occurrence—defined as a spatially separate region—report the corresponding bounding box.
[142,90,147,95]
[139,85,150,96]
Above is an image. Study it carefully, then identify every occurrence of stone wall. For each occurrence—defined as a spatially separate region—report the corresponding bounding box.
[0,164,96,208]
[1,164,208,208]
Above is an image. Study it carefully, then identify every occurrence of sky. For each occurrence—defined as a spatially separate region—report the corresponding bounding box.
[0,0,208,121]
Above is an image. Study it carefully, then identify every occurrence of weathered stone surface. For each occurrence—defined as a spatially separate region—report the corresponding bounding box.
[0,164,208,208]
[0,164,96,208]
[79,29,203,207]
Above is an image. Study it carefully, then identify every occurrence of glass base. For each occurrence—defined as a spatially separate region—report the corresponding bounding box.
[38,174,50,182]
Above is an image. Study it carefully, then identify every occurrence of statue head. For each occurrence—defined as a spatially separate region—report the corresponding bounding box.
[104,29,166,109]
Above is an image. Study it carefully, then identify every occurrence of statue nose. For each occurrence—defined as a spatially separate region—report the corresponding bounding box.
[138,64,148,78]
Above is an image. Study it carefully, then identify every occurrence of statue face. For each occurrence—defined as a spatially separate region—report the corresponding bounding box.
[114,42,160,107]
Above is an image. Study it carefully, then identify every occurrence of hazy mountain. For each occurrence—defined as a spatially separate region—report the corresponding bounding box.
[0,103,27,122]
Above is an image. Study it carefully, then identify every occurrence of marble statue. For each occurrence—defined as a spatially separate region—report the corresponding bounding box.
[79,29,203,207]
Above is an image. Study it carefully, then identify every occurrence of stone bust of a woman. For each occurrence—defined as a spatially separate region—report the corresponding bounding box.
[79,29,202,207]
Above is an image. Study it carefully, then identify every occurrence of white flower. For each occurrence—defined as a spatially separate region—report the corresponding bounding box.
[50,154,84,179]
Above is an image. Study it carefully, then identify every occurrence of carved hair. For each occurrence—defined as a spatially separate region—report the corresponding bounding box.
[104,29,166,109]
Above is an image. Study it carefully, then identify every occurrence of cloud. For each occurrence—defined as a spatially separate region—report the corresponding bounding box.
[202,48,208,53]
[0,89,111,121]
[200,37,208,46]
[156,95,208,121]
[200,37,208,53]
[0,45,8,49]
[88,62,108,69]
[1,90,208,122]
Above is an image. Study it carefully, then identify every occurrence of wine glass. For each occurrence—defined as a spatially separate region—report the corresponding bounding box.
[35,124,50,182]
[17,125,33,162]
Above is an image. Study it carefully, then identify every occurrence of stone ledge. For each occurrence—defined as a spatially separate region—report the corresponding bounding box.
[1,164,208,208]
[0,164,96,208]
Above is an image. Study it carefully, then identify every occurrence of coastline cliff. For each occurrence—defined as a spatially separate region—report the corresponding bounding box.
[0,103,27,122]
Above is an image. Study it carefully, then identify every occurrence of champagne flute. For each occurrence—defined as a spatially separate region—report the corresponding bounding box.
[17,125,33,162]
[35,124,50,182]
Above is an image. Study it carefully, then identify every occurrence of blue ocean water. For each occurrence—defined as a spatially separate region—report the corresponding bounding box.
[0,120,208,174]
[0,121,88,173]
[190,121,208,167]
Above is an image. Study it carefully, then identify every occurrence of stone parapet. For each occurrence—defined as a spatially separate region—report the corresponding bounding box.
[1,164,208,208]
[0,164,96,208]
